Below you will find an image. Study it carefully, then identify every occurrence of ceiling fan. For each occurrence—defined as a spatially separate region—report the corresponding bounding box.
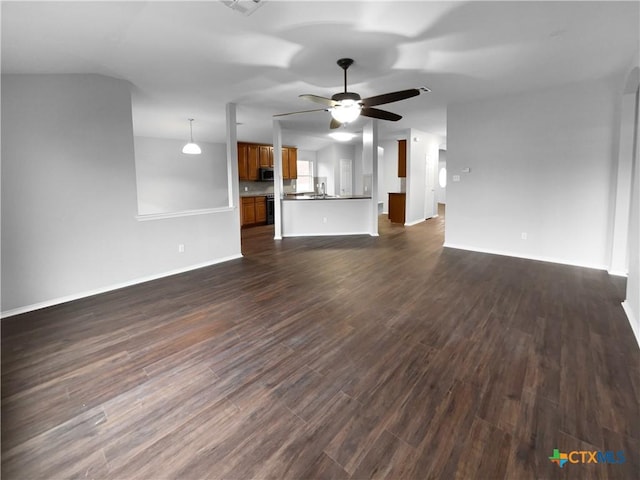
[274,58,427,129]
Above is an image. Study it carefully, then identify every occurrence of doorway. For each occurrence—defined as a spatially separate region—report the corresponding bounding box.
[424,153,436,219]
[340,159,353,196]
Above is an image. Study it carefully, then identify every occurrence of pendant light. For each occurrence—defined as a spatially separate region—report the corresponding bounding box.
[182,118,201,155]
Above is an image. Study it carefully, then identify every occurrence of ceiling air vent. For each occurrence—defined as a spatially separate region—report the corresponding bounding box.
[220,0,265,16]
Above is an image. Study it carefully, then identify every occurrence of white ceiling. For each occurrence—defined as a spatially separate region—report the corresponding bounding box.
[2,1,639,150]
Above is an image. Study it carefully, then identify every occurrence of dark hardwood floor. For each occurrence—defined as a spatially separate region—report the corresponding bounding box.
[2,207,639,479]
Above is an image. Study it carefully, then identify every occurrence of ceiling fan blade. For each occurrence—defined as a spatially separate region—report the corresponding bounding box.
[300,94,337,107]
[360,107,402,122]
[330,118,342,129]
[361,89,421,107]
[273,108,327,117]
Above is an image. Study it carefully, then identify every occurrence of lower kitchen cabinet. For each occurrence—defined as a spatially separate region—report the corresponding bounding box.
[241,196,267,227]
[388,193,406,224]
[255,196,267,223]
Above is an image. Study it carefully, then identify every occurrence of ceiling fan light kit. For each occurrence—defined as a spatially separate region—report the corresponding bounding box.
[182,118,202,155]
[330,99,361,124]
[275,58,425,130]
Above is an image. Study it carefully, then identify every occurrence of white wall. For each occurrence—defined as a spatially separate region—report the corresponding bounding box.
[1,74,241,315]
[445,78,619,269]
[135,137,229,215]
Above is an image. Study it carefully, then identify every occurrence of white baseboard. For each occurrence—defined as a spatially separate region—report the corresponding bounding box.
[622,301,640,349]
[442,242,608,271]
[1,254,243,319]
[404,219,425,227]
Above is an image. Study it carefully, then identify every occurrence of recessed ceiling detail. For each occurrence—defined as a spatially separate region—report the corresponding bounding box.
[2,1,638,148]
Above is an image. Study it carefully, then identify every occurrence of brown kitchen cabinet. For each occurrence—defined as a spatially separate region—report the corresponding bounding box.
[238,143,260,181]
[241,196,267,227]
[255,196,267,223]
[247,144,260,180]
[388,193,406,224]
[286,147,297,179]
[272,146,298,180]
[238,142,297,181]
[237,143,249,180]
[241,197,256,226]
[282,147,290,179]
[281,147,298,180]
[398,139,407,178]
[259,145,273,168]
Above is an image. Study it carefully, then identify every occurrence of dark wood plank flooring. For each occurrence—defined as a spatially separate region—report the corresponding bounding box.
[2,207,639,479]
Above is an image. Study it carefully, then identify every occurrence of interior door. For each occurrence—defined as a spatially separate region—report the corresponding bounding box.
[424,154,436,219]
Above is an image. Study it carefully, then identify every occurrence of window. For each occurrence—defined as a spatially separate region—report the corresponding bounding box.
[297,159,314,192]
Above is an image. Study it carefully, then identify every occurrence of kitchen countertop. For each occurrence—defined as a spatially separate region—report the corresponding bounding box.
[283,194,372,200]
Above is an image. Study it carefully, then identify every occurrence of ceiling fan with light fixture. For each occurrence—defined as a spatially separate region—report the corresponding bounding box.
[275,58,428,129]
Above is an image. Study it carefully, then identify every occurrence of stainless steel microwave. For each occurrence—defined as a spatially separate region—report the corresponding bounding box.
[259,167,274,181]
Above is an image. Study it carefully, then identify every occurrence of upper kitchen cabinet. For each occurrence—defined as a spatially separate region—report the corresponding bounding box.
[398,139,407,178]
[238,142,297,180]
[238,142,260,181]
[282,147,298,180]
[259,145,273,168]
[247,144,260,180]
[286,147,297,179]
[238,142,249,180]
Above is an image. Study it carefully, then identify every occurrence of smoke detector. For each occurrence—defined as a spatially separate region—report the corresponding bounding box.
[220,0,266,16]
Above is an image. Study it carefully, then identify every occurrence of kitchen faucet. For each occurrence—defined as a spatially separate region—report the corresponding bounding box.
[321,182,326,199]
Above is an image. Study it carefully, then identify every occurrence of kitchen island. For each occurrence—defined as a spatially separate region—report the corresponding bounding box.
[281,195,373,237]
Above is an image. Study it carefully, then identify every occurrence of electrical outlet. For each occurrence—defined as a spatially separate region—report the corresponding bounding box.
[452,175,461,182]
[521,232,527,240]
[178,244,185,253]
[244,186,248,192]
[322,217,328,224]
